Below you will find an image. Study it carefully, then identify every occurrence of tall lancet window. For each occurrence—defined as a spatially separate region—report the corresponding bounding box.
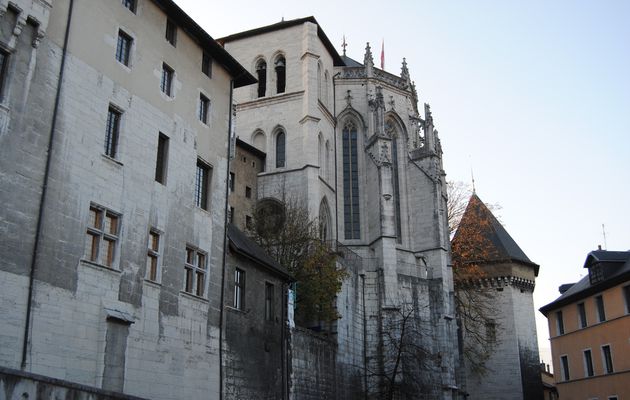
[386,119,403,243]
[275,56,286,94]
[342,121,360,239]
[276,130,286,168]
[256,59,266,98]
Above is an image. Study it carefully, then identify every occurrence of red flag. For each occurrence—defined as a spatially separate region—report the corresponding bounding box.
[380,39,384,70]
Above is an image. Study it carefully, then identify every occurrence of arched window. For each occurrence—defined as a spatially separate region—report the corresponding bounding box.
[324,70,330,106]
[386,118,403,243]
[275,130,286,168]
[318,133,324,177]
[317,63,322,101]
[252,130,266,152]
[256,59,267,98]
[342,120,360,239]
[325,139,331,181]
[275,56,286,94]
[319,198,331,242]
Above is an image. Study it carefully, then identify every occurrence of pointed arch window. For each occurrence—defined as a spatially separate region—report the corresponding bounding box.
[319,198,331,242]
[275,56,286,94]
[342,121,360,239]
[324,70,330,106]
[256,59,267,98]
[387,119,403,243]
[317,63,322,101]
[275,130,286,168]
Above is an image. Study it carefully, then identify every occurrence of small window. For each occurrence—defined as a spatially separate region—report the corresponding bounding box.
[560,355,570,381]
[198,93,210,124]
[578,302,587,328]
[623,285,630,314]
[85,204,120,268]
[601,345,614,374]
[161,63,174,96]
[275,130,285,168]
[116,30,132,66]
[146,229,161,282]
[202,52,212,77]
[0,49,9,101]
[556,310,564,335]
[595,295,606,322]
[105,106,121,158]
[229,172,235,192]
[256,59,266,98]
[121,0,136,13]
[195,159,211,210]
[184,246,207,297]
[275,56,286,94]
[155,133,168,184]
[583,349,594,377]
[165,19,177,46]
[245,215,252,230]
[265,282,274,321]
[229,206,234,224]
[233,268,245,310]
[245,186,251,199]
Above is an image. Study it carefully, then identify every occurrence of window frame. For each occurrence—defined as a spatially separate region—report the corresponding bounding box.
[194,158,211,211]
[560,355,570,381]
[184,246,207,297]
[165,19,177,46]
[577,302,587,328]
[255,59,267,98]
[198,93,210,125]
[601,344,614,374]
[555,310,565,335]
[115,29,133,67]
[342,120,361,239]
[229,172,235,192]
[265,282,274,321]
[202,52,212,77]
[623,285,630,314]
[0,48,9,102]
[105,105,122,158]
[155,132,169,184]
[583,348,594,377]
[121,0,136,13]
[245,186,252,199]
[233,268,245,310]
[161,63,174,97]
[85,204,121,269]
[275,130,286,168]
[146,229,161,282]
[274,55,286,94]
[595,295,606,322]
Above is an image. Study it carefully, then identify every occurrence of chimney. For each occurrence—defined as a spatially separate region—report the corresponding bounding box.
[598,245,602,250]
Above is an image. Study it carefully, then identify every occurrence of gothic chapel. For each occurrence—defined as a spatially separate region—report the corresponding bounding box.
[220,17,461,399]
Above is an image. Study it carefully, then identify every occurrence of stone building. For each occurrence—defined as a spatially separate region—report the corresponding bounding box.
[540,250,630,400]
[220,17,461,399]
[452,194,543,399]
[228,138,266,231]
[0,0,255,398]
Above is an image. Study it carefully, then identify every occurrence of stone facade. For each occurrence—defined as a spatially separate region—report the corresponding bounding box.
[221,17,461,399]
[229,138,266,231]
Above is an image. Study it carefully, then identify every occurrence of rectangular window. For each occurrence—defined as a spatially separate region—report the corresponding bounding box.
[229,206,234,224]
[161,63,174,96]
[556,310,565,335]
[578,302,587,328]
[233,268,244,310]
[229,172,235,192]
[202,52,212,77]
[623,285,630,314]
[121,0,136,12]
[195,159,211,210]
[560,355,570,381]
[0,49,8,101]
[105,106,121,158]
[595,295,606,322]
[146,229,160,282]
[85,204,120,268]
[155,133,168,184]
[265,282,274,321]
[602,345,613,374]
[583,349,594,377]
[245,186,252,199]
[116,30,132,66]
[165,19,177,46]
[245,215,252,230]
[184,246,207,297]
[198,93,210,124]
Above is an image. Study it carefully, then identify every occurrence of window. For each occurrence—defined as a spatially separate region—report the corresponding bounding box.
[601,345,613,374]
[595,295,606,322]
[256,59,266,97]
[0,49,9,100]
[146,230,160,282]
[165,19,177,46]
[121,0,136,13]
[85,204,120,268]
[275,56,286,94]
[623,285,630,314]
[556,311,564,335]
[115,30,132,66]
[583,349,594,377]
[275,130,285,168]
[245,186,251,198]
[202,52,212,77]
[161,63,174,96]
[391,135,402,243]
[265,282,274,321]
[155,133,168,184]
[342,121,360,239]
[195,159,211,210]
[105,106,121,158]
[560,355,570,381]
[233,268,245,310]
[184,246,207,297]
[609,397,618,400]
[229,172,235,192]
[245,215,252,230]
[317,63,322,100]
[229,206,234,224]
[198,93,210,124]
[578,302,587,328]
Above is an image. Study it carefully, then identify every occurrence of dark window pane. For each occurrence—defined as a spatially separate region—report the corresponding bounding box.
[105,107,121,158]
[155,133,168,183]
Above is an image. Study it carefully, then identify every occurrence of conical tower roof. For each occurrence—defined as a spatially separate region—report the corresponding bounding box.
[452,194,539,275]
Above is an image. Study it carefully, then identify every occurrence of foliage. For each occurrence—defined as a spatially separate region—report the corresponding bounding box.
[250,196,346,327]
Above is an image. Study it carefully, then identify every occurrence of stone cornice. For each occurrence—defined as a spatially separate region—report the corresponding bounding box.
[457,275,536,292]
[236,91,303,111]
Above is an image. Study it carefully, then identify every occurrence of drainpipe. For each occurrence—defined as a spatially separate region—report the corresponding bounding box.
[218,79,235,400]
[332,72,340,243]
[21,0,75,371]
[361,273,368,399]
[281,282,289,400]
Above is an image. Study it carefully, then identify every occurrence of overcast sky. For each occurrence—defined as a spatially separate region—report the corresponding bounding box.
[173,0,630,367]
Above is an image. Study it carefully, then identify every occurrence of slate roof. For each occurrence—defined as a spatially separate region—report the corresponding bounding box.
[540,250,630,315]
[227,224,293,281]
[341,55,363,67]
[217,16,345,67]
[452,193,539,274]
[151,0,256,88]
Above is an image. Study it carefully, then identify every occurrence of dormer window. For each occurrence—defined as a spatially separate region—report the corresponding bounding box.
[275,56,285,94]
[589,263,603,285]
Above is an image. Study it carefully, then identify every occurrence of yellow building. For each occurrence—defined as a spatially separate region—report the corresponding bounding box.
[540,250,630,400]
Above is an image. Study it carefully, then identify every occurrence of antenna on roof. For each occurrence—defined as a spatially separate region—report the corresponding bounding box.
[342,35,347,56]
[602,224,607,250]
[470,156,476,194]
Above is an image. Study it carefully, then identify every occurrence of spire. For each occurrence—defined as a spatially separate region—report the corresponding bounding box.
[364,42,374,67]
[471,165,476,194]
[401,58,409,81]
[342,35,347,56]
[380,39,385,70]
